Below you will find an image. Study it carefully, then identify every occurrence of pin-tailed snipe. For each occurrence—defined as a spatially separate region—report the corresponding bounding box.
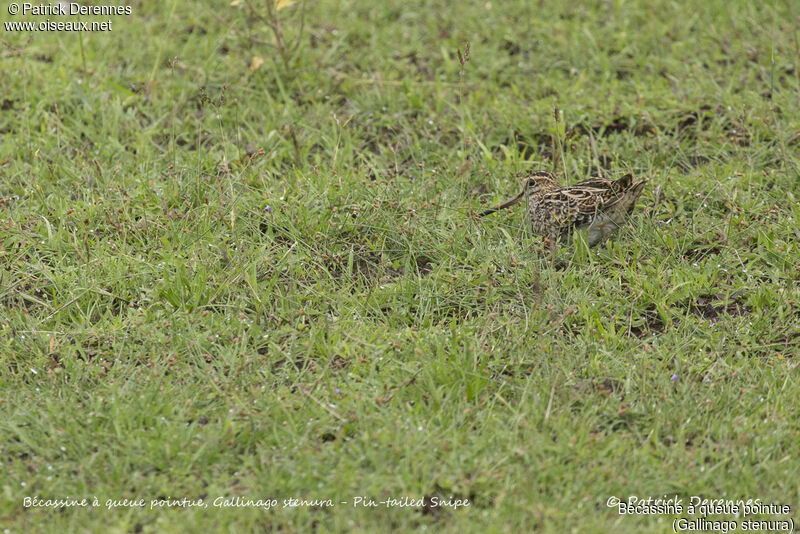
[479,171,646,247]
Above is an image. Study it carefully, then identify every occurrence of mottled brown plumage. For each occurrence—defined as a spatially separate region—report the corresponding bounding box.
[480,171,647,247]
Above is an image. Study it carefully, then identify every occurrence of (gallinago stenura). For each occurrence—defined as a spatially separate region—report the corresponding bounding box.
[480,171,647,247]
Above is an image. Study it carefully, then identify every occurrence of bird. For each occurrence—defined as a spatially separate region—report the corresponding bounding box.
[479,171,647,247]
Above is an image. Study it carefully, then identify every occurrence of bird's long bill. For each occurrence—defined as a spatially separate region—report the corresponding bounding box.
[478,189,526,217]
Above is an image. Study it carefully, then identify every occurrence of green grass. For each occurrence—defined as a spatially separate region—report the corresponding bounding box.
[1,0,799,531]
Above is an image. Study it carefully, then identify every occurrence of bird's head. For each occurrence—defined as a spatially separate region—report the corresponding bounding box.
[524,171,559,196]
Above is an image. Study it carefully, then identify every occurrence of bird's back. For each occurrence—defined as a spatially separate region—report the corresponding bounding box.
[527,174,646,245]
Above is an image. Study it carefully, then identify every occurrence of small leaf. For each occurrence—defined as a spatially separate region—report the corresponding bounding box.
[250,56,265,70]
[229,0,243,5]
[275,0,296,10]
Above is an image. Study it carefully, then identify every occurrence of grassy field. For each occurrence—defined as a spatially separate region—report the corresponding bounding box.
[2,0,799,531]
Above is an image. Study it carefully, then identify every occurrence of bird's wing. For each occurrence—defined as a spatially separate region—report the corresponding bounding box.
[534,187,607,230]
[570,174,634,198]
